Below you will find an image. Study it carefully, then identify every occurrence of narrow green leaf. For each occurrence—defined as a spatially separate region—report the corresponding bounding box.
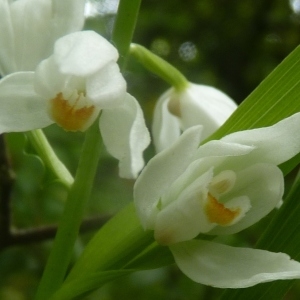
[124,242,174,270]
[57,204,174,298]
[51,270,134,300]
[207,45,300,140]
[112,0,141,69]
[65,203,154,282]
[203,45,300,176]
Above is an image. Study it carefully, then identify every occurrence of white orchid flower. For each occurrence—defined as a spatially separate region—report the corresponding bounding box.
[152,83,237,152]
[0,31,150,179]
[134,113,300,288]
[0,0,85,76]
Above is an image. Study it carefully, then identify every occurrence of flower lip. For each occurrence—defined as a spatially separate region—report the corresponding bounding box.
[204,170,251,228]
[49,91,98,131]
[204,193,241,226]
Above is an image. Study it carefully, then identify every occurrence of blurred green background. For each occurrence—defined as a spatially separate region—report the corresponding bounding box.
[2,0,300,299]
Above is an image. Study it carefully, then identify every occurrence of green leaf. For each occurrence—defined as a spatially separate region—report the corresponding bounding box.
[204,45,300,176]
[65,203,154,282]
[124,241,174,270]
[56,203,174,298]
[51,269,134,300]
[208,45,300,139]
[112,0,142,69]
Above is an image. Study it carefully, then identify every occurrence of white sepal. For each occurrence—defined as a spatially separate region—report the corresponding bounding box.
[170,240,300,288]
[0,72,52,133]
[100,93,150,179]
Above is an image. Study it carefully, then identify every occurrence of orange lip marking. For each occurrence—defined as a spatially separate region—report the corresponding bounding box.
[50,93,95,131]
[205,193,240,226]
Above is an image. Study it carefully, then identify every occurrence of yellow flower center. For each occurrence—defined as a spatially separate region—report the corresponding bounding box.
[202,170,251,227]
[49,92,95,131]
[204,193,241,226]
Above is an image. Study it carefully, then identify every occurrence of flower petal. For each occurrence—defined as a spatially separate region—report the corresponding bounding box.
[134,125,202,229]
[0,0,16,75]
[170,240,300,288]
[154,169,214,245]
[164,141,254,209]
[52,0,85,38]
[152,89,181,152]
[0,72,52,133]
[208,163,284,235]
[54,31,119,77]
[86,62,126,108]
[180,83,237,140]
[196,139,255,159]
[99,93,150,179]
[222,112,300,166]
[34,56,67,99]
[9,0,53,72]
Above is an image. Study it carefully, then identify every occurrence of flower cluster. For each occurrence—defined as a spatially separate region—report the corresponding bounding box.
[2,0,300,293]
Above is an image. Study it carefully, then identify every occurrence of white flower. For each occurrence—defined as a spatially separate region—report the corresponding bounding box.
[152,83,237,152]
[0,31,150,179]
[134,113,300,287]
[0,0,85,75]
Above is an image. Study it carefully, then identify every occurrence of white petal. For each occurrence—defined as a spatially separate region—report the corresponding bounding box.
[34,56,67,99]
[86,62,126,108]
[10,0,53,71]
[164,142,254,209]
[152,88,181,152]
[222,112,300,166]
[0,0,85,75]
[134,126,202,229]
[100,94,150,179]
[180,83,237,140]
[154,169,214,245]
[196,139,255,159]
[0,0,16,75]
[0,73,52,133]
[170,240,300,288]
[54,31,119,76]
[208,163,284,235]
[52,0,85,38]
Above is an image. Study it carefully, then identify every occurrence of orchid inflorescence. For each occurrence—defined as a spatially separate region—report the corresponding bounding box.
[1,0,300,299]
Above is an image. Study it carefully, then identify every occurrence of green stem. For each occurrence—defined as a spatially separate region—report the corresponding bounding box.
[34,121,102,300]
[112,0,142,69]
[26,129,73,188]
[130,43,189,91]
